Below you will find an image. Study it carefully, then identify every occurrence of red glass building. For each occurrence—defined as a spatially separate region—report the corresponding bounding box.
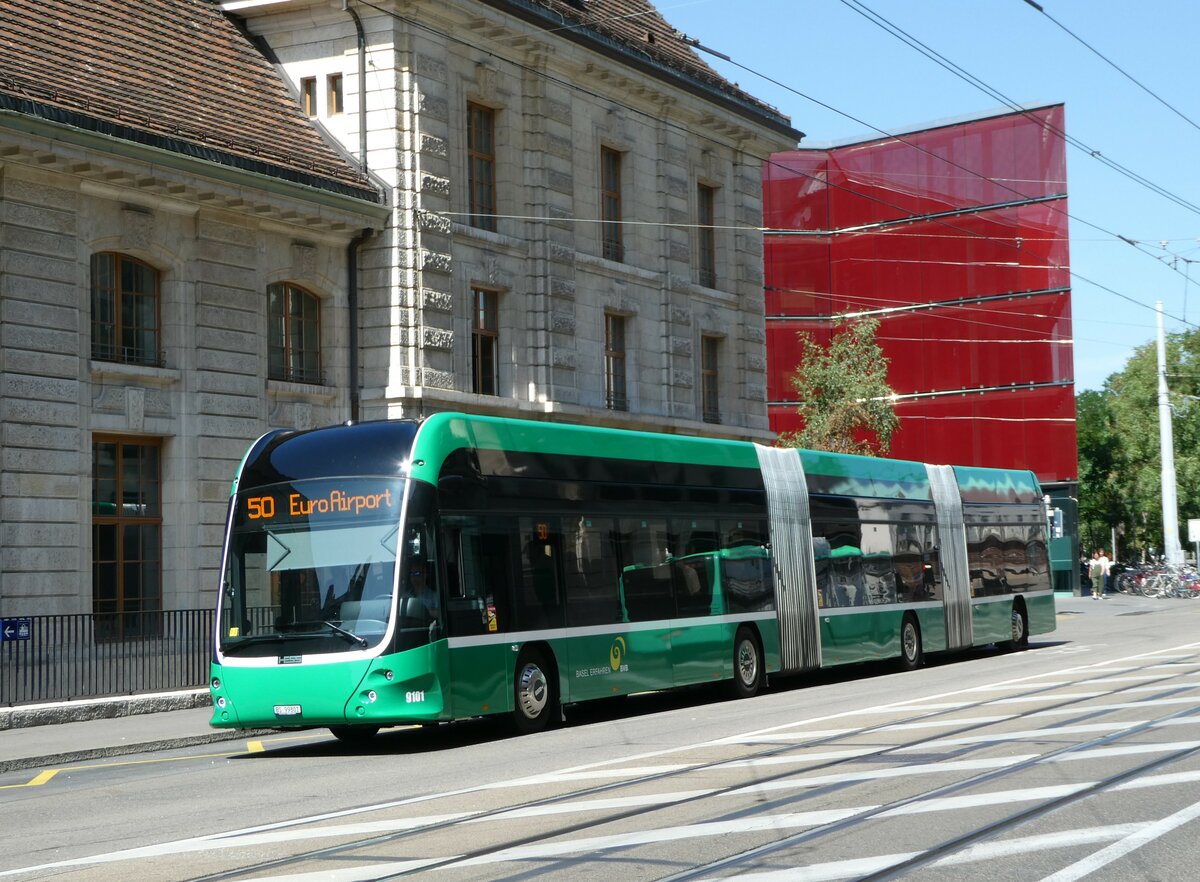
[764,106,1075,479]
[763,105,1077,587]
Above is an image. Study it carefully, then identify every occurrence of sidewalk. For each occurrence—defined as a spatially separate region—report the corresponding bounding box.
[0,690,262,774]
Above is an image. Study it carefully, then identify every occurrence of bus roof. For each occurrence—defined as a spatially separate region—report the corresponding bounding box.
[952,465,1043,504]
[410,413,941,501]
[235,413,1042,506]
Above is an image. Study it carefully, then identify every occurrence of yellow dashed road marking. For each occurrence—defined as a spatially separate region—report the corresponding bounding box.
[0,732,335,790]
[0,769,60,789]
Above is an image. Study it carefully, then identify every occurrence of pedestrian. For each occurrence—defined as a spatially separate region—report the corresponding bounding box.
[1098,548,1112,597]
[1089,550,1106,600]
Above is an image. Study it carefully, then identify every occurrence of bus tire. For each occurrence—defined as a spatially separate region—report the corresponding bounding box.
[732,626,763,699]
[329,725,380,745]
[513,647,556,734]
[1007,600,1029,651]
[899,614,924,671]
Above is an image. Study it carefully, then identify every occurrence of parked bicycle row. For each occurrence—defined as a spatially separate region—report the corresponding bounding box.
[1113,563,1200,599]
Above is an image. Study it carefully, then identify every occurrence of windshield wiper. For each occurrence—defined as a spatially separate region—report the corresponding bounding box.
[323,620,369,647]
[224,621,369,651]
[221,632,311,654]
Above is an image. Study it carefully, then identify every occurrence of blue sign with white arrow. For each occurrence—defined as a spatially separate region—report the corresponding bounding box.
[0,618,32,643]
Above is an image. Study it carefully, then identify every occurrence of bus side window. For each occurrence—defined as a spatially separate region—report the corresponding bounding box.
[923,524,942,601]
[441,517,511,636]
[721,551,774,613]
[563,516,621,626]
[615,517,675,622]
[516,519,565,630]
[673,557,714,618]
[812,536,832,607]
[860,523,896,606]
[441,526,463,600]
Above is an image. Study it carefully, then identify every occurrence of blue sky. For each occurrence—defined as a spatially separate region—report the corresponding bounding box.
[661,0,1200,392]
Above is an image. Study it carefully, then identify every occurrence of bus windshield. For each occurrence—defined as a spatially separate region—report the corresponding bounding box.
[218,477,406,658]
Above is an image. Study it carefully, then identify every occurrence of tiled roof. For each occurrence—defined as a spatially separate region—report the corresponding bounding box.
[502,0,799,137]
[0,0,379,202]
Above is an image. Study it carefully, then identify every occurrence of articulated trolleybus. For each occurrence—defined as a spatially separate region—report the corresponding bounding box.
[210,413,1055,740]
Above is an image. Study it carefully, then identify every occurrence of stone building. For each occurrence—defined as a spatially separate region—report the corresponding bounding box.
[228,0,799,429]
[0,0,798,619]
[0,0,386,620]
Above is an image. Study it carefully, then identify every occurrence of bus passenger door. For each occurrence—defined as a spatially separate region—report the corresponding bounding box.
[610,517,676,690]
[439,516,515,719]
[515,518,566,632]
[670,553,724,685]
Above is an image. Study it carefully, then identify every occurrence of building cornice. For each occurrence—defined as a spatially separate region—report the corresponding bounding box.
[0,98,387,218]
[472,0,803,143]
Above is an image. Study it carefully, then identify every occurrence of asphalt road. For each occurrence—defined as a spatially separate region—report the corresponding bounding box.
[3,594,1200,882]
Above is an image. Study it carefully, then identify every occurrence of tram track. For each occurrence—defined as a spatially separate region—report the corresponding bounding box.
[176,649,1200,882]
[659,701,1200,881]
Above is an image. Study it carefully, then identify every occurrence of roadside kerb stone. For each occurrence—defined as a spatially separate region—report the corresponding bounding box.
[0,689,276,774]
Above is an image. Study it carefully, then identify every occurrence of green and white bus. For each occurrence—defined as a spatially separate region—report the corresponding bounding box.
[210,412,1055,739]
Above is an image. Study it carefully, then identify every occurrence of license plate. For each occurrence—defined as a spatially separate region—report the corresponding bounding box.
[273,704,302,716]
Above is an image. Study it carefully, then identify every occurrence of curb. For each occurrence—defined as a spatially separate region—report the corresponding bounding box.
[0,728,277,775]
[0,691,282,775]
[0,688,211,731]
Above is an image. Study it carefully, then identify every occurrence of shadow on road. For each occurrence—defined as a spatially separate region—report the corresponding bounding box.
[234,639,1068,760]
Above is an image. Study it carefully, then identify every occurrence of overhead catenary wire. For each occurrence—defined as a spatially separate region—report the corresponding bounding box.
[674,11,1199,330]
[840,0,1200,219]
[830,0,1200,297]
[1021,0,1200,137]
[355,0,1197,333]
[446,0,1200,314]
[768,285,1158,351]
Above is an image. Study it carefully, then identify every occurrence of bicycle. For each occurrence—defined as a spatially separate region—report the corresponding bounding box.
[1138,565,1200,598]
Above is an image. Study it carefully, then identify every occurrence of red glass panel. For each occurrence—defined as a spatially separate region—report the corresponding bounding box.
[764,238,830,315]
[765,106,1075,485]
[889,385,1076,482]
[763,154,830,231]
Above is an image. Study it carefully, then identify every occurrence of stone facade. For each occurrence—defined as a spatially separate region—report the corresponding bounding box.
[0,0,796,616]
[233,0,797,435]
[0,127,383,615]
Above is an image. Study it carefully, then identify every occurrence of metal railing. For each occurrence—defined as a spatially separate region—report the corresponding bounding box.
[0,610,216,706]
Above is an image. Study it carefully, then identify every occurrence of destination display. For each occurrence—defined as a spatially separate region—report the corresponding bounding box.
[239,481,401,526]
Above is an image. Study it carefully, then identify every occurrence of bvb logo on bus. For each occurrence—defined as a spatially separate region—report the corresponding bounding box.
[609,636,627,672]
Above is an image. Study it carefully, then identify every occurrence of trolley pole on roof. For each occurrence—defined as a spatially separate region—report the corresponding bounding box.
[1156,301,1184,565]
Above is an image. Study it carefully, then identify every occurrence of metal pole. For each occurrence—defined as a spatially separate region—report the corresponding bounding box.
[1157,301,1184,565]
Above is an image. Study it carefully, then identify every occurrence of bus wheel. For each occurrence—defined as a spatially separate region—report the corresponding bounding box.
[1007,602,1029,651]
[732,627,763,699]
[329,725,380,745]
[900,614,924,671]
[513,648,556,734]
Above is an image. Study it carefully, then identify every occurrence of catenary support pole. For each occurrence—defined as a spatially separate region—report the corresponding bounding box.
[1157,301,1184,565]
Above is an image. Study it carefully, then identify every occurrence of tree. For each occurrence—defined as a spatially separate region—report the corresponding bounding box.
[1075,389,1126,553]
[1077,327,1200,561]
[777,316,899,456]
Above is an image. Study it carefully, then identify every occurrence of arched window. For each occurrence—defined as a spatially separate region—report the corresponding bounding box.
[91,253,161,366]
[268,283,322,384]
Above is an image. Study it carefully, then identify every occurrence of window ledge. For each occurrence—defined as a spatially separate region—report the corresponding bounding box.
[267,379,338,404]
[575,251,660,283]
[90,361,181,387]
[452,222,526,252]
[688,282,739,306]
